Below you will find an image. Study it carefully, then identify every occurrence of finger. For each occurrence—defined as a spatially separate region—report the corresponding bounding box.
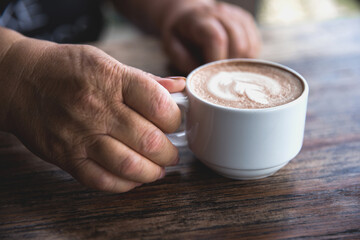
[154,76,186,93]
[122,67,182,133]
[65,158,141,193]
[163,32,199,74]
[238,10,262,58]
[217,10,248,58]
[189,17,229,62]
[227,4,261,58]
[87,135,166,183]
[107,104,179,166]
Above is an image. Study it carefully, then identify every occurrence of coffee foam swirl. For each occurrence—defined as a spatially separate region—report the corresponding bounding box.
[190,61,304,109]
[208,71,281,105]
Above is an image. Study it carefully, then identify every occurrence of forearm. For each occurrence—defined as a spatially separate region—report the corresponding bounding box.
[0,27,25,63]
[0,28,53,132]
[111,0,215,34]
[0,27,26,131]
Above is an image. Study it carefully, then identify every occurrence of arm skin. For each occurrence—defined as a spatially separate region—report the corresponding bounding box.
[112,0,262,73]
[0,28,26,131]
[0,26,186,192]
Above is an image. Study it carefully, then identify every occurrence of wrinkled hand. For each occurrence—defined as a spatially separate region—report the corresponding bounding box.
[162,1,261,73]
[3,38,185,192]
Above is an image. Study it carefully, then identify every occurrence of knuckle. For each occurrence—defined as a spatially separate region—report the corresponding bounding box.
[93,172,118,192]
[120,66,144,95]
[150,91,172,118]
[118,154,144,178]
[81,45,125,92]
[85,135,104,155]
[79,45,105,74]
[100,61,125,92]
[140,128,165,156]
[80,44,99,55]
[106,61,126,82]
[208,28,227,45]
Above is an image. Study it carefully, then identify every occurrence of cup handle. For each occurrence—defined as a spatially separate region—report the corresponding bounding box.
[167,92,189,147]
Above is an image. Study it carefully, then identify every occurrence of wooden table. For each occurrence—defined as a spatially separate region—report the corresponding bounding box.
[1,17,360,239]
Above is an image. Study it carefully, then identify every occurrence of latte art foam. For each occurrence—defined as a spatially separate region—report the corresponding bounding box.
[190,61,304,109]
[208,71,281,105]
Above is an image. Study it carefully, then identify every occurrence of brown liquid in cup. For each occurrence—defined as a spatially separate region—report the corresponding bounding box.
[189,61,304,109]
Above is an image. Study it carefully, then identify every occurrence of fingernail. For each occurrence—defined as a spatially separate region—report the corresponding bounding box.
[135,182,143,187]
[166,76,186,81]
[159,169,166,179]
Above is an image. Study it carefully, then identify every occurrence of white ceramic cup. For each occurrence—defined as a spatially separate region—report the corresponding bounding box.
[168,59,309,179]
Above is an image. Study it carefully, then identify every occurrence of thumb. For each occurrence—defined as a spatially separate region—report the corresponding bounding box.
[155,76,186,93]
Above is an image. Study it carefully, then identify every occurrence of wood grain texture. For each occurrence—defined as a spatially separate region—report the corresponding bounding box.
[1,17,360,239]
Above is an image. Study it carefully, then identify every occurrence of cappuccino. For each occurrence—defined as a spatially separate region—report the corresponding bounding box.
[189,61,303,109]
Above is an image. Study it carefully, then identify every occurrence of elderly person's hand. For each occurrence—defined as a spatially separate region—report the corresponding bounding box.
[161,0,261,73]
[0,28,185,192]
[112,0,261,73]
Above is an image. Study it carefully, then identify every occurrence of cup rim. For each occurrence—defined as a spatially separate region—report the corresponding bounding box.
[186,58,309,112]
